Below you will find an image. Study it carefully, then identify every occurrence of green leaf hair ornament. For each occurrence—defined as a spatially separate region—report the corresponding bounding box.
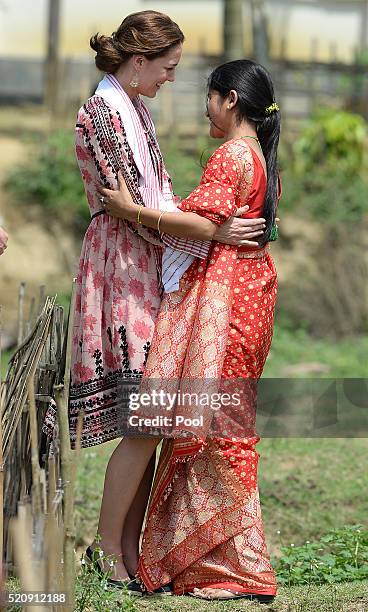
[265,102,280,115]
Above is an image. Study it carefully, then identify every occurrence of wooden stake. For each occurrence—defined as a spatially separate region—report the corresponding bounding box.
[27,377,43,516]
[9,507,48,612]
[54,280,76,611]
[45,0,61,117]
[0,305,4,586]
[17,282,26,348]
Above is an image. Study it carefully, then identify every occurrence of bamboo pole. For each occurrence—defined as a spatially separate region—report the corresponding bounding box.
[27,377,43,516]
[27,297,36,338]
[54,281,76,611]
[17,283,26,348]
[0,305,4,585]
[2,285,79,610]
[9,504,48,612]
[3,298,56,462]
[45,453,60,594]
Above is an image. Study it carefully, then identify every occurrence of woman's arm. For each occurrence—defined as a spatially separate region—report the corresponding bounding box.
[99,175,216,240]
[98,174,266,246]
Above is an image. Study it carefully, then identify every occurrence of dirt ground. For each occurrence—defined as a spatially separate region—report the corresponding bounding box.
[0,109,79,345]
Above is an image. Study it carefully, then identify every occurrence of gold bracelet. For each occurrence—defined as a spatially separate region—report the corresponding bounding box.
[157,210,167,234]
[137,204,143,225]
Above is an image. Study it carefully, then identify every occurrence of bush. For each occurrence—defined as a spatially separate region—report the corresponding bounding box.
[276,525,368,586]
[5,130,89,234]
[294,109,367,176]
[277,109,368,337]
[160,135,216,198]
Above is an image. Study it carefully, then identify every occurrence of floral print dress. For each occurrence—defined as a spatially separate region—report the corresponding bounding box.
[43,95,166,448]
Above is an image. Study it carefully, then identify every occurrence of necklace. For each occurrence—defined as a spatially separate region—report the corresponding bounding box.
[239,135,261,146]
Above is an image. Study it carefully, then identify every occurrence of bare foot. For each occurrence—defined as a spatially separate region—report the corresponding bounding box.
[191,587,242,600]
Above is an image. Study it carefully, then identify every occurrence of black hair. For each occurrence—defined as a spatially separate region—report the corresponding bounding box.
[208,59,281,245]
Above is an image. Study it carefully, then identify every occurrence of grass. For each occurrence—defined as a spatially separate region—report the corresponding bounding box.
[264,326,368,378]
[258,439,368,557]
[6,574,367,612]
[2,325,367,383]
[131,581,368,611]
[74,438,368,560]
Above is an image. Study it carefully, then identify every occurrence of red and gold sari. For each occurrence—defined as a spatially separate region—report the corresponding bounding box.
[137,139,278,597]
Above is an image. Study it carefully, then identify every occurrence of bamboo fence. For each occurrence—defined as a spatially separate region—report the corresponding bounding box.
[1,282,80,612]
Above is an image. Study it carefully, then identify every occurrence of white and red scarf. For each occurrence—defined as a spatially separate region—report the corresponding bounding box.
[95,75,210,291]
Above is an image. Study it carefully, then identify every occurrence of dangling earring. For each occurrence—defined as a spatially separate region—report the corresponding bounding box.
[129,72,139,88]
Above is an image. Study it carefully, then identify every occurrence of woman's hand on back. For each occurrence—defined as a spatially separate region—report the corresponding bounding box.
[97,173,136,220]
[97,177,278,246]
[213,206,266,247]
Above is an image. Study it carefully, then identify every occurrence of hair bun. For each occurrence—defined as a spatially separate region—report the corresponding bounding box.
[90,11,184,74]
[90,33,125,73]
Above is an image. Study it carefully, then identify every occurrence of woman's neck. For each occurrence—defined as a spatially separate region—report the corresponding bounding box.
[226,121,258,142]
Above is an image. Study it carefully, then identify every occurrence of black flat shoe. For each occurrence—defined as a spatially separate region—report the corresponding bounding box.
[84,546,143,596]
[85,546,104,575]
[106,577,143,596]
[148,583,173,596]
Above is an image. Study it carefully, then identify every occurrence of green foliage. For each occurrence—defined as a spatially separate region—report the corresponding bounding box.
[280,166,368,225]
[278,109,368,337]
[263,326,368,377]
[76,547,137,611]
[281,109,368,224]
[276,525,368,587]
[1,348,13,380]
[294,109,367,175]
[5,130,89,233]
[4,131,217,237]
[160,136,216,199]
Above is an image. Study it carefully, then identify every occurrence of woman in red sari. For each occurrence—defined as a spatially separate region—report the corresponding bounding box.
[100,59,280,602]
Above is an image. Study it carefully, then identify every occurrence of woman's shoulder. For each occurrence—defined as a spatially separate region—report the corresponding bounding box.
[207,139,254,175]
[77,96,124,131]
[210,138,253,160]
[78,95,118,116]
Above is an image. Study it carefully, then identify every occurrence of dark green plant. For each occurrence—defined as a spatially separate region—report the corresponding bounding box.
[294,109,367,175]
[5,130,89,234]
[76,546,137,612]
[286,108,368,223]
[277,110,368,337]
[276,525,368,586]
[280,166,368,224]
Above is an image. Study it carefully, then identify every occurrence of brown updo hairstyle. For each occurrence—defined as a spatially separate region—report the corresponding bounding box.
[90,10,185,73]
